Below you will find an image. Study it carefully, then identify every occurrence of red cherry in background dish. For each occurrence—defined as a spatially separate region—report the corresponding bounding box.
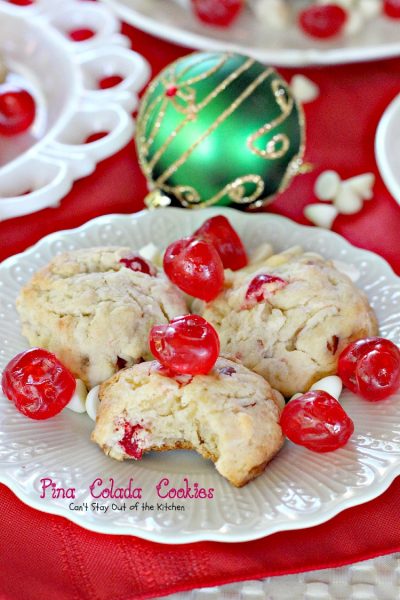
[338,337,400,401]
[299,4,347,39]
[149,315,220,375]
[1,348,76,420]
[163,237,224,302]
[384,0,400,18]
[194,215,248,271]
[191,0,244,27]
[0,84,36,136]
[280,391,354,453]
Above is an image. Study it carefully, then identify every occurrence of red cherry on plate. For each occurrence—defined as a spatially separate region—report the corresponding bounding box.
[191,0,244,27]
[194,215,248,271]
[98,75,124,90]
[0,84,36,136]
[384,0,400,18]
[7,0,34,5]
[299,4,347,39]
[245,274,287,305]
[149,315,220,375]
[163,237,224,302]
[338,337,400,401]
[119,254,156,276]
[68,28,95,42]
[280,391,354,453]
[1,348,76,420]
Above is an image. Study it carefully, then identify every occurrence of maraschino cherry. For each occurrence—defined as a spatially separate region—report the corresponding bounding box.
[120,255,156,276]
[280,390,354,453]
[163,237,224,302]
[194,215,248,271]
[245,274,287,305]
[299,4,347,39]
[0,84,36,136]
[149,315,220,375]
[338,337,400,401]
[1,348,76,420]
[191,0,244,27]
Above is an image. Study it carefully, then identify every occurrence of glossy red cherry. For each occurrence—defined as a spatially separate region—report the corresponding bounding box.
[299,4,347,39]
[120,254,156,276]
[7,0,34,5]
[98,75,123,89]
[163,237,224,301]
[68,28,95,42]
[384,0,400,18]
[191,0,244,27]
[245,274,287,305]
[1,348,76,420]
[280,391,354,453]
[119,421,145,459]
[0,84,36,136]
[194,215,248,271]
[338,337,400,401]
[149,315,220,375]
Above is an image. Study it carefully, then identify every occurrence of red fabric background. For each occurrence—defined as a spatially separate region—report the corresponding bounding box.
[1,23,400,600]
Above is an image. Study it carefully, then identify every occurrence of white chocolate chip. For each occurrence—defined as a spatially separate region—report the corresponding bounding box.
[334,183,364,215]
[314,170,341,201]
[291,75,320,104]
[249,242,274,264]
[66,379,87,414]
[139,242,161,263]
[310,376,343,401]
[304,203,338,229]
[331,259,360,282]
[344,9,364,36]
[358,0,381,18]
[344,173,375,200]
[252,0,291,29]
[86,385,100,421]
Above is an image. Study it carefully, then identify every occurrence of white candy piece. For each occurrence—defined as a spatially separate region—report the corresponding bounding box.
[334,183,364,215]
[304,203,338,229]
[331,259,360,282]
[344,172,375,200]
[86,385,100,422]
[310,376,343,401]
[66,379,87,414]
[252,0,291,29]
[314,170,341,201]
[358,0,381,18]
[291,75,320,104]
[139,242,163,267]
[344,9,364,36]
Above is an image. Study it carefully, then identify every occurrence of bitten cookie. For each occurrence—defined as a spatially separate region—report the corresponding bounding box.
[197,247,378,397]
[17,247,188,388]
[91,358,284,487]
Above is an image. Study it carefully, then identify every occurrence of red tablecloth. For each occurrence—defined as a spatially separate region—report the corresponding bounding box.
[1,23,400,600]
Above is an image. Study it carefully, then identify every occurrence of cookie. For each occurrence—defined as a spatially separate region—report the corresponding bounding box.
[196,247,378,397]
[17,247,188,388]
[91,358,284,487]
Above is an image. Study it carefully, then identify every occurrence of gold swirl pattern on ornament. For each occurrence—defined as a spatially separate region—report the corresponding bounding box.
[160,174,264,208]
[155,67,274,186]
[143,57,256,172]
[247,79,294,160]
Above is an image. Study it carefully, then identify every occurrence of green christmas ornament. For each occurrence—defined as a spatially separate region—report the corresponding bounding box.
[136,51,306,210]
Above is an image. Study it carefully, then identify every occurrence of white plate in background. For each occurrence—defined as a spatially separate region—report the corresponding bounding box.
[376,93,400,206]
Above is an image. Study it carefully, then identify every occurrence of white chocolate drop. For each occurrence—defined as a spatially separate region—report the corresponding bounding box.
[252,0,291,29]
[86,385,100,422]
[310,376,343,401]
[314,170,341,201]
[358,0,381,18]
[344,173,375,200]
[332,259,360,282]
[291,75,320,104]
[304,203,338,229]
[334,183,364,215]
[66,379,87,414]
[344,9,364,35]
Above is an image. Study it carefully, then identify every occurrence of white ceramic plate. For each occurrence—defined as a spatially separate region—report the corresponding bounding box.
[375,92,400,206]
[1,208,400,544]
[101,0,400,67]
[0,0,150,221]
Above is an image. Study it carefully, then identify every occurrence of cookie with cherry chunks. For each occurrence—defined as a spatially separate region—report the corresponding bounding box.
[163,237,224,302]
[1,348,76,420]
[194,215,248,271]
[149,314,220,376]
[338,337,400,402]
[280,390,354,453]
